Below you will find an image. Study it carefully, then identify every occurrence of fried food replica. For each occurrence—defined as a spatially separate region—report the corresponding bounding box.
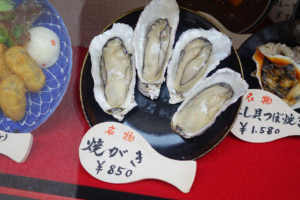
[5,45,45,92]
[0,74,26,121]
[0,44,11,79]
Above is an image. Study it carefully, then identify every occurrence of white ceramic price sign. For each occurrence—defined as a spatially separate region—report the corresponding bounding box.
[79,122,196,193]
[231,89,300,143]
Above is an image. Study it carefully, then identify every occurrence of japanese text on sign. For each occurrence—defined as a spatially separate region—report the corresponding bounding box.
[81,125,142,178]
[237,91,300,136]
[0,132,7,142]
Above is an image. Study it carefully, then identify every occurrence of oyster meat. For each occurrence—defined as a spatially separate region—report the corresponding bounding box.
[133,0,179,99]
[171,68,248,138]
[167,28,232,104]
[89,23,136,121]
[253,42,300,109]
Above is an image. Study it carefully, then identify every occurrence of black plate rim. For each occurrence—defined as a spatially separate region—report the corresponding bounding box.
[292,0,300,20]
[79,7,244,160]
[237,0,273,33]
[238,20,290,51]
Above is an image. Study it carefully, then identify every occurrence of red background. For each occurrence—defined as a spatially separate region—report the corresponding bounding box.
[1,47,300,200]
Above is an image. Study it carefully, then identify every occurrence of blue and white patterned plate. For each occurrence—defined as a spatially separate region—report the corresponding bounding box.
[0,0,72,133]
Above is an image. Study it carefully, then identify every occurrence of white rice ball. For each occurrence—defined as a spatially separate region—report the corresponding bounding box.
[26,26,60,69]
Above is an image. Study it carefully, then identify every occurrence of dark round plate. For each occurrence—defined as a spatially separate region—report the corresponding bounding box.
[177,0,273,33]
[238,20,300,113]
[80,8,243,160]
[292,0,300,20]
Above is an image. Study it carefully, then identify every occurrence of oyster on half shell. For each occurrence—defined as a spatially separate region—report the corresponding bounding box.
[133,0,179,99]
[89,23,136,121]
[167,28,232,104]
[171,68,248,138]
[253,42,300,109]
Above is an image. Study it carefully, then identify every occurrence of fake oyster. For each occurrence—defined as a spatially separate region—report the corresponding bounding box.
[89,23,136,121]
[171,68,248,138]
[133,0,179,99]
[167,28,232,104]
[253,42,300,109]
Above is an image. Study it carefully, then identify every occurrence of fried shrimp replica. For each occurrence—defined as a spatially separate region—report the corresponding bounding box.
[0,74,26,121]
[5,45,45,92]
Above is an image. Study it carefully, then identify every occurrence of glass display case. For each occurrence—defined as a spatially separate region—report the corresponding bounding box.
[1,1,300,199]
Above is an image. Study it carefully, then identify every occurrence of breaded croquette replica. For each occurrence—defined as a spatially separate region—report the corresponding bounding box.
[0,44,11,80]
[5,45,45,92]
[0,74,26,121]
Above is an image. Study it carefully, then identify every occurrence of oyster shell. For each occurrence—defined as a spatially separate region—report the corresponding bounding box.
[171,68,248,138]
[253,42,300,109]
[133,0,179,99]
[167,28,232,104]
[89,23,136,121]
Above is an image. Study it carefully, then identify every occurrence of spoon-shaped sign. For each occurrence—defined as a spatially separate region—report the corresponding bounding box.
[231,89,300,143]
[79,122,197,193]
[0,131,33,163]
